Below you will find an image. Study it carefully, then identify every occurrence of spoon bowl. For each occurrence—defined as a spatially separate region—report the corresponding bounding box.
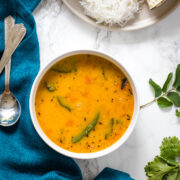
[0,92,21,126]
[0,16,26,127]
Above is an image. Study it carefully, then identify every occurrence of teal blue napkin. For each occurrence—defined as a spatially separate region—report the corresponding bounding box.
[94,168,134,180]
[0,1,134,179]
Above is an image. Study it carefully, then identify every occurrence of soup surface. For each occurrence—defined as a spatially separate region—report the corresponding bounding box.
[35,54,134,153]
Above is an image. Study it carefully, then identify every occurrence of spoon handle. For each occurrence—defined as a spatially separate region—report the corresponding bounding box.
[0,22,26,74]
[4,16,15,92]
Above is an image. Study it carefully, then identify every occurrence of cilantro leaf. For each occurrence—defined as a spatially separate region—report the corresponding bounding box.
[165,169,179,180]
[175,168,180,180]
[160,137,180,165]
[145,156,176,180]
[145,137,180,180]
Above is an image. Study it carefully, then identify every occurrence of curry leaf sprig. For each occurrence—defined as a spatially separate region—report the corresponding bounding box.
[140,64,180,117]
[145,136,180,180]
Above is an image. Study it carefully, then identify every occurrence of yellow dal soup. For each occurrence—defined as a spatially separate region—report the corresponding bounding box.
[35,54,134,153]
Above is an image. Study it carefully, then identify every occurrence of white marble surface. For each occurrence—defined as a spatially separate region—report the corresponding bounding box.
[33,1,180,179]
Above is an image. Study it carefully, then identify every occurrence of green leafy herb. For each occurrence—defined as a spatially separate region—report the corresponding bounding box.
[72,112,100,143]
[140,64,180,117]
[162,73,173,93]
[71,58,77,72]
[176,110,180,117]
[166,169,180,180]
[145,137,180,180]
[116,120,121,124]
[173,64,180,88]
[45,82,56,92]
[51,67,72,73]
[51,59,77,73]
[105,118,114,139]
[149,79,162,98]
[167,92,180,107]
[157,97,173,108]
[56,96,71,112]
[177,87,180,92]
[160,137,180,165]
[176,171,180,179]
[145,156,176,180]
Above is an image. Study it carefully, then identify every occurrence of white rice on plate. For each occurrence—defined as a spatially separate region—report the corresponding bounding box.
[80,0,144,27]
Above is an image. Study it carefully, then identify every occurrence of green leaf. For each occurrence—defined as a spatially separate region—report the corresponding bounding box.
[149,79,162,98]
[145,137,180,180]
[145,156,176,180]
[162,73,173,92]
[45,82,56,92]
[51,66,72,73]
[166,169,179,180]
[176,110,180,117]
[105,118,114,139]
[56,96,72,112]
[167,92,180,107]
[160,137,180,166]
[157,97,173,108]
[175,169,180,180]
[173,64,180,88]
[177,87,180,92]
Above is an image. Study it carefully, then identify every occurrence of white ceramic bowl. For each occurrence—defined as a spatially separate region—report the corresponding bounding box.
[30,50,139,159]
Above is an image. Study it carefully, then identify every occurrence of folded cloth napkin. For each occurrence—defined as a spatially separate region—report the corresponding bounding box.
[0,1,134,179]
[94,168,134,180]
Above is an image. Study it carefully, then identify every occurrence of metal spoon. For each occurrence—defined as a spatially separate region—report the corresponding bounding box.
[0,16,26,126]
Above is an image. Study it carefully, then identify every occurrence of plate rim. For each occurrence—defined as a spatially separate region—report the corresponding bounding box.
[62,0,180,31]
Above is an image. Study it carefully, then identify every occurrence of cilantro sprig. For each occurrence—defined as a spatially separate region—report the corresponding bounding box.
[145,137,180,179]
[140,64,180,117]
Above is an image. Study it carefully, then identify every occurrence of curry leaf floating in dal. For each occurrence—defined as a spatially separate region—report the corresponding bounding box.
[45,82,56,92]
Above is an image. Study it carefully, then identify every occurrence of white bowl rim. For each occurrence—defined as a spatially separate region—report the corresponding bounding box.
[29,49,140,159]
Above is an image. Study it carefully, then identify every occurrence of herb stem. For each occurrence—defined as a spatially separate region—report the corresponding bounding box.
[140,87,176,109]
[140,99,157,109]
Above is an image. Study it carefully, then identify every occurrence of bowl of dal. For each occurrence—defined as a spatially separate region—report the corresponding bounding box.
[30,50,139,159]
